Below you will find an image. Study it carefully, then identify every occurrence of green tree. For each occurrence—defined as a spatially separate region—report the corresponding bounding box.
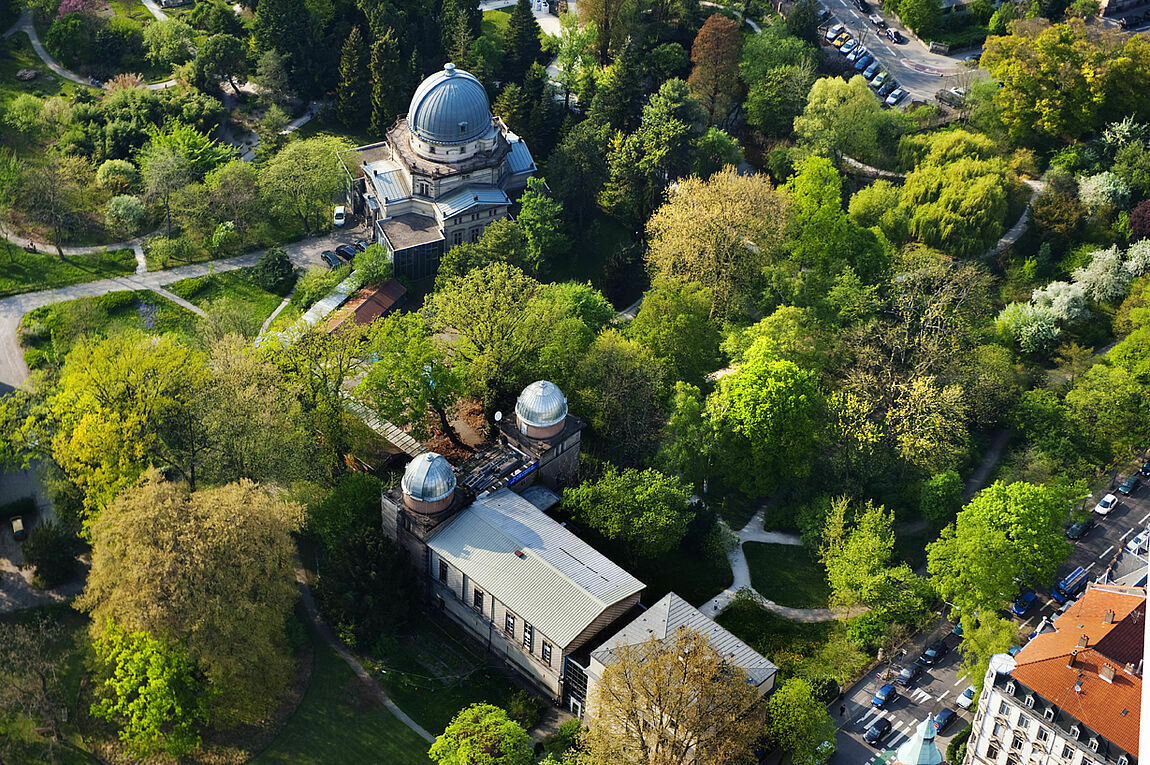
[693,126,743,178]
[436,220,531,288]
[1064,363,1148,462]
[546,119,610,229]
[250,246,296,294]
[959,613,1016,693]
[252,0,317,91]
[764,678,837,765]
[0,616,72,751]
[794,76,902,164]
[587,38,643,131]
[899,0,941,36]
[142,18,196,68]
[76,472,300,726]
[656,382,710,490]
[254,47,296,108]
[820,497,894,609]
[921,470,963,526]
[550,12,597,108]
[429,703,534,765]
[336,26,369,127]
[706,338,823,495]
[104,195,146,239]
[96,158,142,194]
[563,466,694,563]
[259,135,350,234]
[899,155,1011,258]
[516,176,570,275]
[785,0,821,44]
[687,13,743,125]
[92,620,209,759]
[628,279,721,385]
[887,376,970,475]
[188,33,250,95]
[503,0,542,83]
[351,241,393,286]
[356,312,466,446]
[22,153,87,254]
[19,519,82,588]
[927,480,1073,619]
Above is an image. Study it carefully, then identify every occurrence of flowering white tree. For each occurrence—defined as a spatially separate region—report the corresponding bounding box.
[1031,280,1089,324]
[1125,239,1150,277]
[996,302,1061,355]
[1078,172,1131,213]
[1073,246,1132,302]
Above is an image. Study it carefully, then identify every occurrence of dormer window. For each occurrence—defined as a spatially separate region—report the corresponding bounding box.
[459,121,468,133]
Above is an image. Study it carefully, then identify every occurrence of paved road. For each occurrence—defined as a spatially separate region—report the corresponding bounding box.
[818,0,978,102]
[0,230,365,390]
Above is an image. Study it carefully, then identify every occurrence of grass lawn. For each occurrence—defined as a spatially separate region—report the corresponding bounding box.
[639,544,732,608]
[167,269,288,327]
[252,629,432,765]
[373,614,522,736]
[481,8,512,37]
[0,246,136,297]
[0,35,78,107]
[744,543,830,609]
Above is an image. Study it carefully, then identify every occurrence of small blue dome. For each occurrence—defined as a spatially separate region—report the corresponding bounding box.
[408,63,491,146]
[402,452,456,502]
[516,381,568,429]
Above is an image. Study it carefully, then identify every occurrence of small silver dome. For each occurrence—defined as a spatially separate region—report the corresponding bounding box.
[401,452,456,502]
[515,381,568,429]
[408,63,491,146]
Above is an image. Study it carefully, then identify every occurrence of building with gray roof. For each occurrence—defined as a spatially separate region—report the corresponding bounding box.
[339,62,537,281]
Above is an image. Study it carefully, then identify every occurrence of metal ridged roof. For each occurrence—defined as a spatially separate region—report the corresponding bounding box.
[591,592,778,688]
[363,161,409,203]
[515,381,567,428]
[402,453,456,502]
[427,488,645,647]
[507,139,536,175]
[435,186,510,220]
[408,63,492,146]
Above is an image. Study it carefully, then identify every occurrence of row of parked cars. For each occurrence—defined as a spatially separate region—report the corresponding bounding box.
[320,240,370,269]
[823,23,908,107]
[862,637,967,746]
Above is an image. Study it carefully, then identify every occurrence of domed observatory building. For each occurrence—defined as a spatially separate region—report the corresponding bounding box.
[496,380,583,487]
[340,63,537,280]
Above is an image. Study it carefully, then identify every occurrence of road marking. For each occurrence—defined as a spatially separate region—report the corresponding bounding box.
[1099,545,1115,559]
[1085,561,1096,572]
[937,690,951,702]
[1142,511,1150,523]
[913,688,931,702]
[1121,528,1134,541]
[1021,616,1035,629]
[954,674,968,687]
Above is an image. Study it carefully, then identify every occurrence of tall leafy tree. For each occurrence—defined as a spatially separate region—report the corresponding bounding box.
[687,13,742,126]
[586,37,643,132]
[258,135,350,234]
[820,497,894,609]
[429,704,534,765]
[793,76,902,164]
[0,616,72,752]
[503,0,542,83]
[516,176,570,276]
[336,26,369,127]
[628,279,721,386]
[252,0,318,92]
[765,679,837,765]
[186,33,249,94]
[546,119,611,230]
[22,153,87,254]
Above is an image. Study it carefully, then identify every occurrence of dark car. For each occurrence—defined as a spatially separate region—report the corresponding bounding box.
[320,250,340,268]
[855,0,868,11]
[919,640,949,666]
[854,54,875,72]
[334,244,358,262]
[872,682,897,708]
[887,28,904,42]
[353,238,369,252]
[864,717,892,745]
[1140,460,1150,477]
[816,2,831,21]
[896,663,922,686]
[1011,590,1038,616]
[879,80,898,97]
[1119,475,1141,496]
[1066,517,1095,540]
[934,708,956,732]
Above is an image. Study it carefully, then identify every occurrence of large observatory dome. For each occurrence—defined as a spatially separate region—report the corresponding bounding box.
[407,63,492,146]
[401,452,457,503]
[515,381,568,429]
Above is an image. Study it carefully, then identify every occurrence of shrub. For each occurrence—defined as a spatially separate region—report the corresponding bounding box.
[540,719,582,759]
[1073,246,1131,302]
[804,675,840,703]
[1132,199,1150,242]
[920,470,962,526]
[97,291,137,312]
[947,725,972,763]
[506,689,544,729]
[104,194,146,239]
[846,610,891,650]
[292,265,351,311]
[20,520,83,588]
[251,247,296,295]
[95,159,141,194]
[1079,171,1131,214]
[146,236,205,269]
[305,472,383,555]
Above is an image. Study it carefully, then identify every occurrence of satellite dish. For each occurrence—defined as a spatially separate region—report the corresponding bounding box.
[494,411,503,422]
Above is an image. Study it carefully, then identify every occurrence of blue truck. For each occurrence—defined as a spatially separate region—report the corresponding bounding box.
[1051,566,1089,604]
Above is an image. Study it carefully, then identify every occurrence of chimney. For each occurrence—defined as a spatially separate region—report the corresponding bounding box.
[1125,662,1138,675]
[1077,635,1089,650]
[1068,649,1079,669]
[1104,610,1115,624]
[1100,665,1116,683]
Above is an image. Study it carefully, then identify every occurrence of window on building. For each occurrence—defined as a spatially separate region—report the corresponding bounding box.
[452,231,463,246]
[473,588,484,612]
[542,642,552,666]
[998,701,1009,715]
[472,212,480,221]
[1036,727,1049,742]
[993,723,1005,739]
[470,228,481,243]
[985,744,999,759]
[439,560,448,583]
[1062,745,1074,758]
[1016,716,1028,730]
[1011,733,1022,749]
[459,122,468,133]
[523,623,534,653]
[505,613,515,636]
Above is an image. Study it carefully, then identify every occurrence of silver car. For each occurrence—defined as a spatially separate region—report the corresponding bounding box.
[863,61,881,80]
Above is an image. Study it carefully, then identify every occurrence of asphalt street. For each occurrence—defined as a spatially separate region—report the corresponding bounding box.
[830,461,1150,763]
[817,0,980,102]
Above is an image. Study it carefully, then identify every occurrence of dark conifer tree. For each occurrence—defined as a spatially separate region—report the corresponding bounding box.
[337,26,370,128]
[503,0,542,83]
[369,29,404,135]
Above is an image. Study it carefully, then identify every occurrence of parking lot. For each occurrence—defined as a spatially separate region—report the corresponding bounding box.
[830,462,1150,762]
[816,0,977,104]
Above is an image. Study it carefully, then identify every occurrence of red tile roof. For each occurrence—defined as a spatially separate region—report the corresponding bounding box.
[1009,584,1144,756]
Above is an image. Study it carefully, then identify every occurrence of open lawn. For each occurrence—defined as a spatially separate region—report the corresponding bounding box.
[253,629,432,765]
[0,246,136,297]
[373,614,523,736]
[745,542,830,610]
[639,544,732,607]
[168,268,289,327]
[481,8,511,37]
[0,35,77,107]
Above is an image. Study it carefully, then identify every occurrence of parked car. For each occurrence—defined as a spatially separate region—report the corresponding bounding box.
[1066,517,1095,540]
[1052,566,1089,604]
[1119,475,1141,496]
[872,682,897,708]
[879,80,898,97]
[896,663,922,686]
[956,686,976,709]
[869,12,887,26]
[1094,493,1119,516]
[870,71,889,89]
[333,205,346,227]
[1139,460,1150,477]
[10,515,26,541]
[934,708,956,732]
[919,640,950,666]
[320,250,340,268]
[354,239,369,252]
[951,621,963,637]
[885,87,908,106]
[962,52,980,65]
[886,28,904,42]
[841,39,858,55]
[1010,590,1038,616]
[816,3,831,21]
[833,31,852,48]
[1126,529,1150,554]
[335,244,358,262]
[847,45,867,62]
[854,55,874,72]
[864,718,892,745]
[863,61,881,80]
[855,0,868,11]
[825,23,845,42]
